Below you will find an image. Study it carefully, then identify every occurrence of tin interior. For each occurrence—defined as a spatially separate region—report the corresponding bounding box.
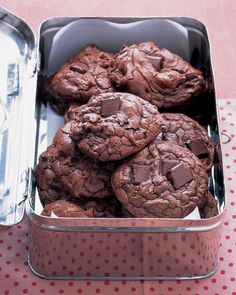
[0,7,36,226]
[29,17,225,229]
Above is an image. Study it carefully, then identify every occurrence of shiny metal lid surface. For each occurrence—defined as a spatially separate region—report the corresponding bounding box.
[0,7,37,226]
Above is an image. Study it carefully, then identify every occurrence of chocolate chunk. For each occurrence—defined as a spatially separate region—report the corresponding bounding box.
[133,164,151,183]
[101,97,120,117]
[70,63,88,74]
[146,55,163,71]
[161,159,179,175]
[187,138,209,158]
[167,163,193,189]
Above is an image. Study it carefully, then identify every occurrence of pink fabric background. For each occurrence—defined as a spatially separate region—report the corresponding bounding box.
[0,0,236,99]
[0,1,236,294]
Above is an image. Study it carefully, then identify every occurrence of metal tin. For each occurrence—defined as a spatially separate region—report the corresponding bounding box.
[0,7,37,227]
[0,8,226,279]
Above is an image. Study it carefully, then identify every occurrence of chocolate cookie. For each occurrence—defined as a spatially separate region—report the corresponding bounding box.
[64,103,81,123]
[34,146,69,204]
[200,192,218,218]
[156,113,214,172]
[110,41,205,108]
[35,122,115,204]
[112,142,209,218]
[42,44,115,114]
[41,199,122,218]
[52,122,76,158]
[70,92,162,161]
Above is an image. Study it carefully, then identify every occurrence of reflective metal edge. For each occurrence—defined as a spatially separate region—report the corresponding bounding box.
[27,252,218,280]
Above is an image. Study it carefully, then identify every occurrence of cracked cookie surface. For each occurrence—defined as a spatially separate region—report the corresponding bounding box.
[110,41,205,108]
[156,113,214,173]
[64,103,82,123]
[42,44,115,114]
[34,145,69,204]
[70,92,162,161]
[35,122,115,204]
[112,141,209,218]
[41,199,122,218]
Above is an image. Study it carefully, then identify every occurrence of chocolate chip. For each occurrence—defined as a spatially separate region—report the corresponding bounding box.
[167,163,193,189]
[120,44,127,51]
[187,138,209,158]
[146,55,163,71]
[133,164,151,183]
[101,97,120,117]
[70,62,88,74]
[161,159,179,175]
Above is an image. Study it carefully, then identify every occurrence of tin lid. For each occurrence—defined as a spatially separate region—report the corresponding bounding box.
[0,7,37,226]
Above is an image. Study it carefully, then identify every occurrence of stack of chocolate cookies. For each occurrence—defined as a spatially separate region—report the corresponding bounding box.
[36,42,218,219]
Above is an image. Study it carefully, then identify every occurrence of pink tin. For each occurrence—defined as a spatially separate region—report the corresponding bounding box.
[0,7,226,279]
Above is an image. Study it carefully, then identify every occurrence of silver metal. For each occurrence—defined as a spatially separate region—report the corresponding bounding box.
[221,132,231,144]
[26,17,226,280]
[0,7,37,226]
[28,255,218,280]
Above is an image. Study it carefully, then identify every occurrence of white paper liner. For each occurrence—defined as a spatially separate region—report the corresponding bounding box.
[47,18,189,76]
[50,211,59,218]
[183,207,201,220]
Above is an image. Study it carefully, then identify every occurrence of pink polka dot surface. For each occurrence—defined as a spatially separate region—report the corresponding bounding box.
[0,100,236,294]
